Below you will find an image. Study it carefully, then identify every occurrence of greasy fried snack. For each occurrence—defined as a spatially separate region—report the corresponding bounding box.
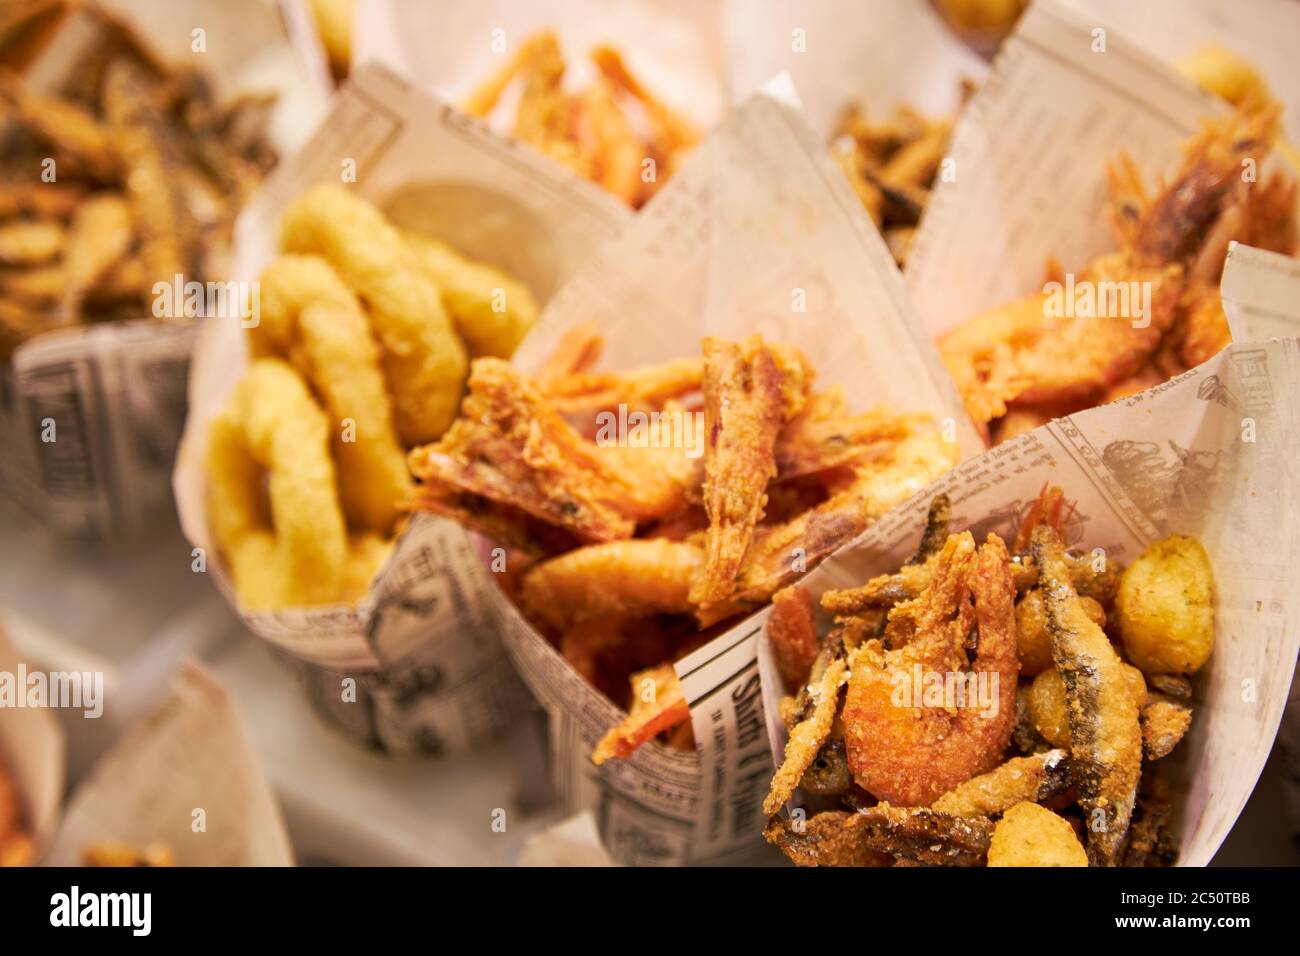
[280,184,468,445]
[831,98,958,267]
[206,358,351,610]
[941,104,1295,442]
[0,7,277,357]
[254,254,409,534]
[1033,525,1143,867]
[691,335,811,606]
[462,31,698,207]
[986,801,1088,867]
[83,842,175,867]
[410,332,947,761]
[1116,535,1215,675]
[765,486,1212,867]
[592,663,690,765]
[0,758,34,868]
[768,585,820,691]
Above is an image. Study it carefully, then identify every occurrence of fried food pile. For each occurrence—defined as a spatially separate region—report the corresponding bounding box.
[0,3,277,359]
[408,328,956,762]
[84,841,175,866]
[940,102,1297,444]
[765,485,1214,867]
[462,31,699,208]
[831,98,962,267]
[0,757,35,867]
[204,184,538,611]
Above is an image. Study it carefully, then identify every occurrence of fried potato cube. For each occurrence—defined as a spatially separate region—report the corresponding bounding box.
[986,801,1087,867]
[1116,535,1215,675]
[1029,664,1145,750]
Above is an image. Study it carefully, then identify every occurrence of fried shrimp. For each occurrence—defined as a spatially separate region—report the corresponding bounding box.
[254,254,409,533]
[690,335,812,607]
[542,356,702,414]
[842,532,1019,806]
[592,663,690,765]
[206,358,349,609]
[1032,525,1143,867]
[520,539,702,632]
[280,183,468,444]
[774,390,925,481]
[768,585,820,691]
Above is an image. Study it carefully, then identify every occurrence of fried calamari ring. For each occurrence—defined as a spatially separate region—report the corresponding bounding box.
[254,254,410,533]
[206,358,349,609]
[280,183,468,444]
[403,230,538,359]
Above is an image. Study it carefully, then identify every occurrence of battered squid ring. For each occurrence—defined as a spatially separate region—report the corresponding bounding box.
[205,358,349,609]
[253,254,410,533]
[280,183,468,445]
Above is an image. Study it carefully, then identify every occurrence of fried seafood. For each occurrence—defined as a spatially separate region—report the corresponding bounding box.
[768,585,820,691]
[0,758,34,868]
[280,184,468,445]
[691,335,811,607]
[765,487,1212,867]
[0,7,277,356]
[463,32,698,207]
[410,333,945,761]
[986,801,1088,867]
[1033,525,1143,867]
[591,663,690,765]
[941,105,1296,441]
[831,99,958,267]
[841,532,1019,805]
[206,191,535,610]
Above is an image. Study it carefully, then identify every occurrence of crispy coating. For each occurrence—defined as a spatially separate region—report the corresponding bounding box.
[0,70,116,180]
[691,335,811,606]
[403,230,538,359]
[768,585,820,691]
[699,428,956,624]
[775,390,925,482]
[987,801,1088,867]
[1017,589,1105,677]
[847,804,995,866]
[0,219,62,265]
[409,359,633,540]
[842,532,1019,805]
[206,359,349,609]
[521,539,702,632]
[1116,535,1215,675]
[1033,526,1143,867]
[763,811,893,867]
[254,254,409,533]
[60,193,132,321]
[591,663,690,764]
[280,183,468,444]
[763,654,847,815]
[543,356,702,414]
[930,749,1070,817]
[1141,698,1193,761]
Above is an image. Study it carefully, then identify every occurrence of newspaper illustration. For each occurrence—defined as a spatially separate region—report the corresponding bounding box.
[174,62,628,753]
[482,80,976,866]
[0,0,325,540]
[759,338,1300,865]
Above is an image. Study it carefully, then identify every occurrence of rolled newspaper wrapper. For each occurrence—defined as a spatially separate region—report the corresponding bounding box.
[759,338,1300,864]
[0,626,65,861]
[0,0,324,541]
[174,63,628,753]
[475,80,975,865]
[41,661,294,866]
[727,0,989,137]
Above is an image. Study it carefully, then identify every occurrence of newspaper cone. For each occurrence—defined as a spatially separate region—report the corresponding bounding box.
[473,81,977,865]
[43,661,293,866]
[173,63,628,753]
[759,338,1300,865]
[0,0,323,540]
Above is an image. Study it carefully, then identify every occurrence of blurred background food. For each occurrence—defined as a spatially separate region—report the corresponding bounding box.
[0,0,277,359]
